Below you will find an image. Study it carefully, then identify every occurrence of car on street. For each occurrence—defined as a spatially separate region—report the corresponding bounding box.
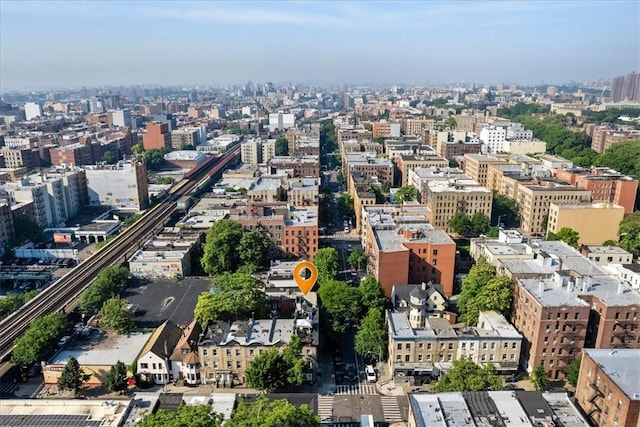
[365,365,377,382]
[346,365,358,382]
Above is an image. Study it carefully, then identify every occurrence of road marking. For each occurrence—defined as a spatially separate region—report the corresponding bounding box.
[335,384,378,395]
[381,396,404,421]
[317,395,334,423]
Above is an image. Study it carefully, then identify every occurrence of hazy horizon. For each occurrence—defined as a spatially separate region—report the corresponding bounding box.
[1,0,638,91]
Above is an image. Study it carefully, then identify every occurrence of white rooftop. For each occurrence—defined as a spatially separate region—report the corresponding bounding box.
[50,331,151,366]
[583,349,640,400]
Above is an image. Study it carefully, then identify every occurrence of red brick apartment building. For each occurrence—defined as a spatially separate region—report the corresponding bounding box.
[143,122,171,150]
[576,349,640,427]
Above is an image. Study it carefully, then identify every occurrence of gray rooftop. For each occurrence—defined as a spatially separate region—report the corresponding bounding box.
[50,331,151,366]
[583,349,640,400]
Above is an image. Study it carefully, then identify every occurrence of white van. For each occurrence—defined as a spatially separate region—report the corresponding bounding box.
[365,365,376,382]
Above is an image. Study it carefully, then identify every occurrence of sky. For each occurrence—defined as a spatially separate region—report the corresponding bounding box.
[1,0,638,91]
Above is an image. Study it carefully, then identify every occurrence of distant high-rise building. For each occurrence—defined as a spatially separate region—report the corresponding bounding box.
[109,109,132,128]
[24,102,43,120]
[143,122,171,151]
[611,72,640,102]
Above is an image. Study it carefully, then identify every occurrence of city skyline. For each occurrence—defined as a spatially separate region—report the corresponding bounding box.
[0,0,639,91]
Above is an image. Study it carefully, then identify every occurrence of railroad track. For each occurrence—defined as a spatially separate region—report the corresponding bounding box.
[0,146,239,360]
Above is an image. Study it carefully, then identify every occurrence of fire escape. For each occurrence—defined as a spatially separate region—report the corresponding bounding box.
[587,381,604,418]
[611,319,637,349]
[557,320,584,369]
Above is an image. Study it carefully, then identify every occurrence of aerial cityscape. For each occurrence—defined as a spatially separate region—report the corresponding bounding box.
[0,1,639,426]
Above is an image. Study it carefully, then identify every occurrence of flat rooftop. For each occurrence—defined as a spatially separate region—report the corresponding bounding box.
[583,349,640,400]
[0,399,131,427]
[50,330,151,366]
[583,245,631,255]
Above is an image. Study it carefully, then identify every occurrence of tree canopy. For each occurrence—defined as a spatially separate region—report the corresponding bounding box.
[201,220,270,276]
[394,185,419,204]
[9,214,42,247]
[358,276,385,312]
[594,139,640,180]
[77,266,131,314]
[57,356,89,396]
[497,102,550,119]
[347,248,367,271]
[491,193,520,228]
[194,273,269,323]
[530,365,549,391]
[104,360,129,394]
[313,247,339,284]
[432,358,502,392]
[338,193,355,220]
[143,148,169,172]
[565,358,581,388]
[470,212,491,235]
[317,279,362,333]
[138,405,223,427]
[246,336,304,392]
[100,297,135,334]
[227,396,319,427]
[619,211,640,256]
[275,136,289,156]
[448,212,472,235]
[12,312,68,366]
[547,227,580,248]
[0,290,38,319]
[354,308,387,362]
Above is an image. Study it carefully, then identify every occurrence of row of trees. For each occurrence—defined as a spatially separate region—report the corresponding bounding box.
[0,290,37,319]
[447,212,492,236]
[457,258,513,325]
[245,335,305,392]
[139,396,318,427]
[201,219,271,276]
[58,357,130,396]
[12,312,68,366]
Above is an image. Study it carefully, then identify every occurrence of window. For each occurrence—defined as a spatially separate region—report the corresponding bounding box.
[405,355,410,362]
[433,249,438,256]
[227,361,232,369]
[418,343,423,350]
[202,349,208,356]
[226,349,231,356]
[249,349,254,356]
[235,349,241,356]
[405,343,411,350]
[152,363,157,370]
[213,349,217,356]
[236,361,242,368]
[140,363,149,369]
[397,343,402,350]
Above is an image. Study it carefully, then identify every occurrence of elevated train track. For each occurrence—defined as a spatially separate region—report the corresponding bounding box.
[0,147,239,361]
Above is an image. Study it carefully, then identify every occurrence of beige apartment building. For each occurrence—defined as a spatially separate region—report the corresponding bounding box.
[426,179,493,232]
[463,153,507,186]
[403,118,436,136]
[547,202,625,245]
[395,154,448,186]
[516,184,592,234]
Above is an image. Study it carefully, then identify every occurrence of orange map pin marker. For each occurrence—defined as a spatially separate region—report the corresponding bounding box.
[294,261,318,295]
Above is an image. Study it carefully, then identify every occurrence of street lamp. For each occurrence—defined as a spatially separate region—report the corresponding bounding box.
[496,214,505,228]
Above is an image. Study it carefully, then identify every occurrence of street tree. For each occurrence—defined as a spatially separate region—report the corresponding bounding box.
[282,334,304,387]
[565,358,581,388]
[194,273,269,323]
[354,308,387,362]
[317,280,362,333]
[530,365,549,391]
[448,212,472,235]
[491,194,520,227]
[394,185,419,204]
[246,348,288,393]
[139,405,223,427]
[547,227,580,248]
[457,257,496,324]
[275,136,289,156]
[104,360,129,394]
[12,312,68,366]
[143,148,168,171]
[470,212,491,235]
[57,356,89,396]
[338,193,355,220]
[432,358,502,392]
[313,247,339,284]
[227,396,319,427]
[0,290,37,319]
[201,219,243,275]
[619,211,640,256]
[461,276,514,326]
[358,276,385,312]
[347,248,367,271]
[100,297,135,334]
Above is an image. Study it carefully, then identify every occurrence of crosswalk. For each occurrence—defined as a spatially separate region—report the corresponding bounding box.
[381,396,404,422]
[317,395,334,424]
[334,384,378,395]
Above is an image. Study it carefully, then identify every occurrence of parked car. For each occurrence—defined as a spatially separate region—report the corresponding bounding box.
[57,335,71,347]
[365,365,377,382]
[346,366,358,382]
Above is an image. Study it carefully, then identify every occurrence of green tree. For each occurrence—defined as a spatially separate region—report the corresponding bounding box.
[339,193,355,220]
[444,117,457,129]
[104,360,128,394]
[491,194,520,227]
[238,231,271,271]
[131,143,144,155]
[0,290,37,319]
[457,257,496,324]
[100,297,135,334]
[227,396,319,427]
[246,348,288,393]
[201,219,243,276]
[565,358,581,388]
[394,185,419,204]
[9,214,42,247]
[594,139,640,179]
[282,334,304,387]
[123,214,142,227]
[57,356,88,396]
[354,308,387,362]
[101,151,117,164]
[448,212,472,235]
[432,358,502,392]
[139,405,223,427]
[619,211,640,256]
[77,266,131,314]
[470,212,491,235]
[486,226,499,238]
[547,227,580,248]
[449,158,459,168]
[530,365,549,391]
[358,276,385,312]
[12,312,68,366]
[313,247,339,284]
[317,280,362,333]
[462,276,514,326]
[194,273,269,323]
[275,135,289,156]
[347,248,367,271]
[602,239,618,246]
[155,176,175,185]
[143,148,168,171]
